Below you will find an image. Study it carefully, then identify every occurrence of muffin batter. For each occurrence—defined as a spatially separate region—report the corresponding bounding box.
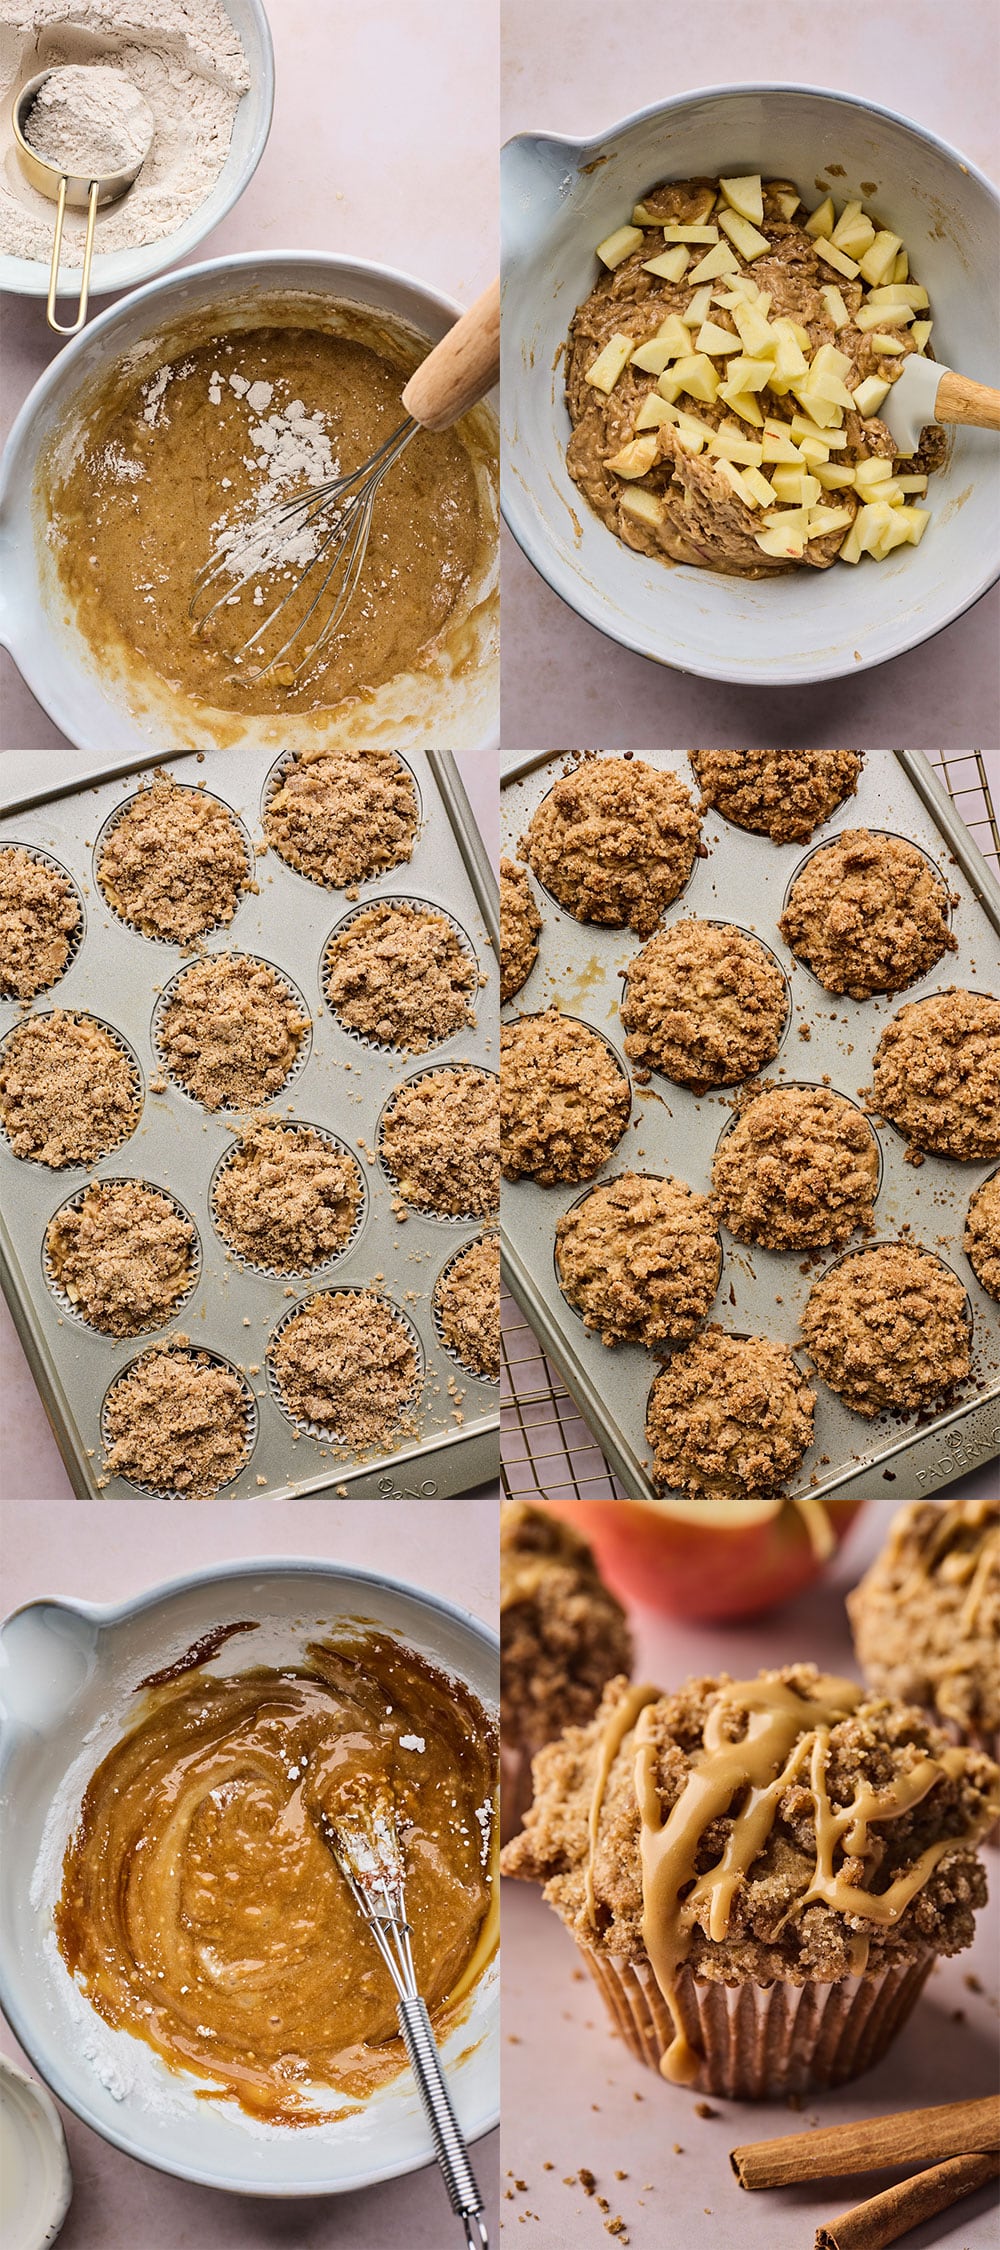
[97,778,250,942]
[500,858,542,1003]
[779,829,956,999]
[689,750,863,843]
[434,1233,501,1381]
[965,1173,1000,1301]
[712,1084,880,1249]
[800,1242,971,1417]
[870,988,1000,1162]
[555,1170,720,1348]
[55,1627,497,2122]
[501,1011,630,1185]
[265,749,419,888]
[621,918,786,1088]
[646,1325,816,1498]
[45,1179,196,1336]
[522,757,699,936]
[47,322,492,717]
[0,847,80,999]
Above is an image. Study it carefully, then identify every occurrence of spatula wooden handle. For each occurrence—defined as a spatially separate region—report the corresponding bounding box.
[934,371,1000,431]
[401,278,500,432]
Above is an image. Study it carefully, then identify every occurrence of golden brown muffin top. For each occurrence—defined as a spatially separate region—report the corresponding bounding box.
[849,1500,1000,1741]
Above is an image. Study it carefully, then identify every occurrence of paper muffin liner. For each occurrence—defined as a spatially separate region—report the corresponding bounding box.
[583,1943,934,2099]
[500,1738,536,1847]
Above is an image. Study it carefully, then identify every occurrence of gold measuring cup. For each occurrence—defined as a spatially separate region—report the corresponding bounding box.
[12,68,154,336]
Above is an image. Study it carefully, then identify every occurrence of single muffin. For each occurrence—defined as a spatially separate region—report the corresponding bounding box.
[96,778,250,941]
[264,747,419,887]
[622,920,787,1090]
[0,847,81,999]
[848,1500,1000,1757]
[522,757,699,937]
[102,1344,254,1497]
[500,1501,632,1844]
[870,988,1000,1162]
[555,1171,720,1349]
[501,1011,630,1184]
[712,1085,880,1250]
[689,750,863,843]
[778,829,956,1000]
[156,954,308,1111]
[800,1242,971,1418]
[322,901,480,1052]
[211,1122,363,1273]
[0,1011,140,1167]
[965,1171,1000,1301]
[45,1179,196,1336]
[646,1325,815,1498]
[380,1067,499,1218]
[501,1666,999,2098]
[434,1233,500,1381]
[500,857,542,1002]
[268,1288,419,1447]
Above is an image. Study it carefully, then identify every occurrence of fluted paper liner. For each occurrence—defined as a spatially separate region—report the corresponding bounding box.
[584,1944,934,2099]
[501,1739,535,1847]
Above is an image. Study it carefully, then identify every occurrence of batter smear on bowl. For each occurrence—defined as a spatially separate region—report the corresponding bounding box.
[54,1627,497,2122]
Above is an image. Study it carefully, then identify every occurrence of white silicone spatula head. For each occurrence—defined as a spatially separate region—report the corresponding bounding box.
[880,357,1000,455]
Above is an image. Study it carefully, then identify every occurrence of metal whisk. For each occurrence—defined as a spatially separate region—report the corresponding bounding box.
[317,1791,490,2248]
[190,277,499,684]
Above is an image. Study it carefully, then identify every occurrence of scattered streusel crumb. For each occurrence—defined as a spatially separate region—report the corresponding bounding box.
[501,1010,630,1184]
[157,954,308,1110]
[96,777,249,941]
[646,1324,815,1498]
[264,747,418,887]
[212,1121,362,1272]
[103,1345,252,1495]
[381,1067,499,1217]
[501,857,542,1002]
[46,1179,195,1335]
[268,1288,418,1446]
[800,1242,971,1417]
[0,847,80,998]
[323,900,479,1051]
[523,757,699,937]
[435,1233,500,1380]
[0,1010,140,1165]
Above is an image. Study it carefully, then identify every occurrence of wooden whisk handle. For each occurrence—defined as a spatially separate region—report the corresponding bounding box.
[401,277,500,432]
[934,371,1000,431]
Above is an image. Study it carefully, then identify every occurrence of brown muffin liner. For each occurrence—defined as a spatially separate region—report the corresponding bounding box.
[500,1738,535,1848]
[584,1944,934,2099]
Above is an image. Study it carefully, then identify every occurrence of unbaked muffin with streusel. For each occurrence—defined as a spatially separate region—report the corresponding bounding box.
[500,857,542,1003]
[800,1242,971,1418]
[712,1084,880,1250]
[45,1179,196,1336]
[645,1325,815,1498]
[0,1010,141,1167]
[0,847,81,999]
[102,1344,254,1497]
[96,778,250,942]
[621,918,787,1089]
[322,900,481,1052]
[778,829,956,1000]
[849,1499,1000,1757]
[555,1171,720,1349]
[689,749,863,844]
[870,988,1000,1162]
[501,1010,630,1184]
[522,757,699,937]
[500,1501,632,1843]
[965,1171,1000,1301]
[502,1665,999,2097]
[380,1067,499,1218]
[434,1233,500,1381]
[264,747,418,887]
[156,955,308,1111]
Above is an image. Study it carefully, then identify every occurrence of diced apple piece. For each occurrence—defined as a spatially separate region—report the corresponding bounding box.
[813,461,856,488]
[800,370,856,410]
[715,458,765,508]
[814,238,861,280]
[656,314,696,354]
[855,302,915,329]
[810,342,853,381]
[620,487,666,529]
[771,468,821,506]
[806,504,853,538]
[722,356,772,395]
[858,231,902,285]
[683,285,714,326]
[632,203,669,226]
[631,337,684,375]
[634,393,679,432]
[606,435,660,478]
[868,332,906,356]
[695,319,742,356]
[911,320,933,351]
[797,436,831,463]
[661,222,720,243]
[893,250,909,281]
[805,195,836,238]
[896,474,928,493]
[865,284,928,308]
[790,414,846,448]
[854,455,894,491]
[851,376,891,417]
[762,504,812,536]
[831,213,876,260]
[718,209,771,261]
[774,190,800,220]
[821,284,851,331]
[597,225,645,270]
[762,423,803,463]
[671,352,720,403]
[731,298,776,356]
[742,465,777,508]
[897,505,929,542]
[838,512,867,563]
[642,246,691,283]
[585,334,635,394]
[720,174,764,225]
[719,385,765,426]
[707,422,765,464]
[688,242,741,283]
[789,387,843,428]
[755,523,805,559]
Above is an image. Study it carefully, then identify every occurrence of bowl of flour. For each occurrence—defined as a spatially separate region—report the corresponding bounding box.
[0,0,274,298]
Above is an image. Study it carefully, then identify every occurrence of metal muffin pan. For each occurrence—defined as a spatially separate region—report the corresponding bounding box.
[0,748,499,1499]
[501,749,1000,1501]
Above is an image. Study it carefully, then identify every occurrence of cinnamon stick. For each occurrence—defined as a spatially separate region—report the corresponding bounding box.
[731,2094,1000,2190]
[814,2149,1000,2250]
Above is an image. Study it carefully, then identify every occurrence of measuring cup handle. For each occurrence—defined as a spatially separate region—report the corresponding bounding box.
[396,1994,488,2242]
[46,176,99,337]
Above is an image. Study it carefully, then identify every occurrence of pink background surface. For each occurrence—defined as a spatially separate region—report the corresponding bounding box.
[502,1501,999,2248]
[0,1498,499,2246]
[500,0,1000,749]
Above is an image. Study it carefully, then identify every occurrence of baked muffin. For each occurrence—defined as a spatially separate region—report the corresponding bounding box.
[712,1085,880,1250]
[500,857,542,1003]
[621,919,786,1089]
[800,1242,971,1418]
[965,1171,1000,1301]
[522,757,700,937]
[689,749,863,844]
[848,1500,999,1758]
[778,829,956,1000]
[500,1502,632,1844]
[870,988,1000,1162]
[645,1326,815,1498]
[555,1171,720,1349]
[502,1665,999,2098]
[501,1010,630,1184]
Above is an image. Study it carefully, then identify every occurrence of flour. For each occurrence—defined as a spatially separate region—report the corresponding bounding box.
[22,61,154,177]
[208,377,341,583]
[0,1,251,263]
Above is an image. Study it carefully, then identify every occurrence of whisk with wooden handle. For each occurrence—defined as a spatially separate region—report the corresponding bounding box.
[316,1790,490,2248]
[190,277,499,684]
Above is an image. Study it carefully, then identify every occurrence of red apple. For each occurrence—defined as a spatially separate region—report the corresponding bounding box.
[540,1497,865,1622]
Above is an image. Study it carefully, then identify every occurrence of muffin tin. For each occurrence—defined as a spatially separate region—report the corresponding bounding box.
[501,749,1000,1501]
[0,748,499,1499]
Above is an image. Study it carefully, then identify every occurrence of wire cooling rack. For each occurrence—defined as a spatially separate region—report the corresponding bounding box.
[500,751,1000,1500]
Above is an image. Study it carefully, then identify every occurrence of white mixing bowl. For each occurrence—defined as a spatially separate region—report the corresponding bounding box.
[0,252,500,752]
[501,83,1000,686]
[0,1558,499,2196]
[0,0,274,299]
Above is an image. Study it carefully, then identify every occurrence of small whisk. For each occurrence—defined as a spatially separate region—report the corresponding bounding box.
[317,1789,490,2248]
[190,277,499,685]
